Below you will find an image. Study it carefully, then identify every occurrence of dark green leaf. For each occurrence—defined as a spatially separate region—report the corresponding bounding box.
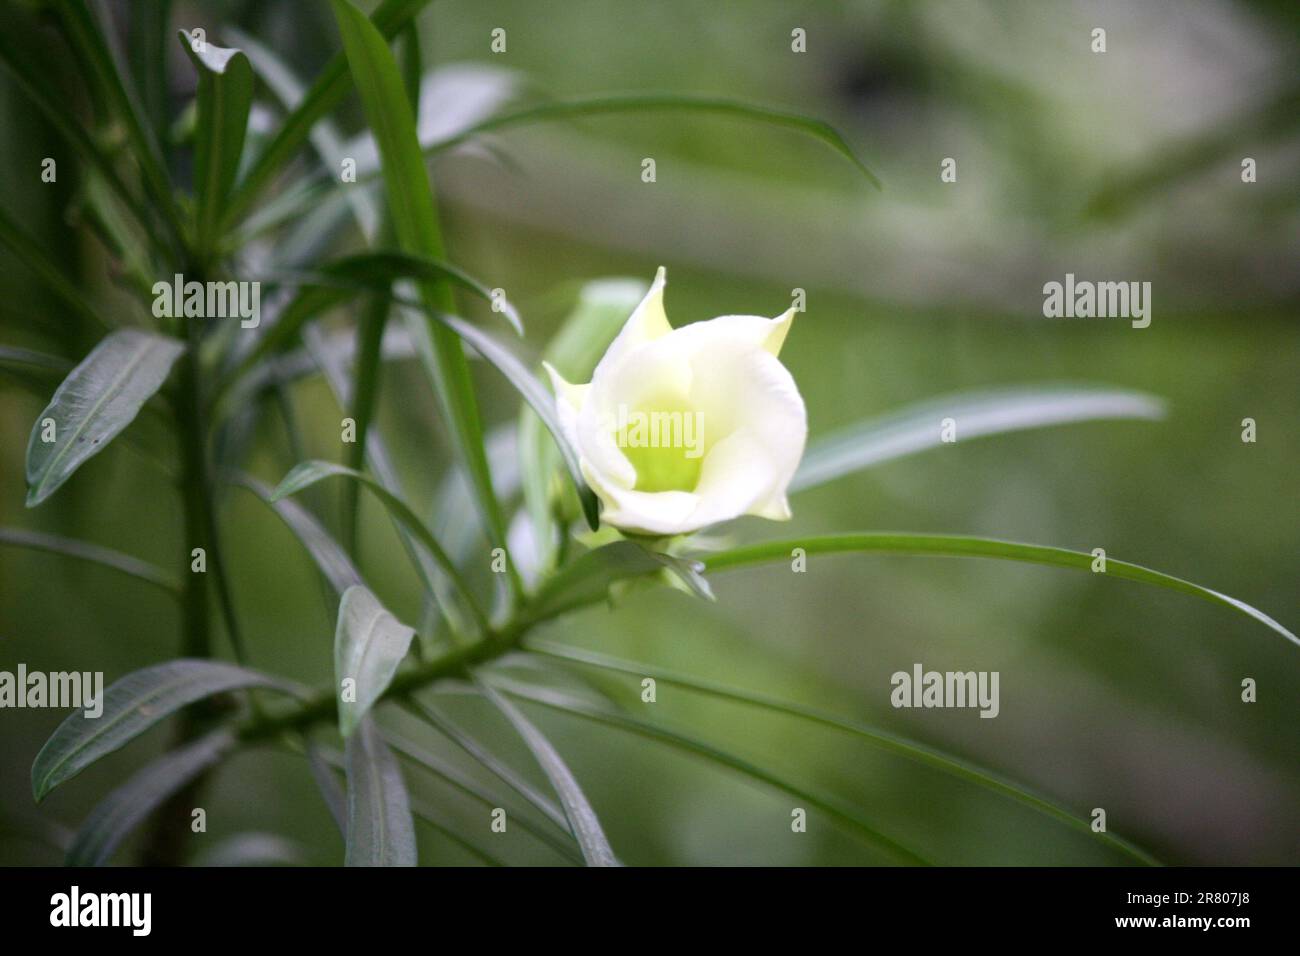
[54,0,183,244]
[26,330,184,507]
[179,31,254,253]
[221,0,434,230]
[0,29,159,245]
[331,0,512,580]
[0,206,106,332]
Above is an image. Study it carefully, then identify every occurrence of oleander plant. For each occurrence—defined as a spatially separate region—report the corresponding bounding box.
[0,1,1295,867]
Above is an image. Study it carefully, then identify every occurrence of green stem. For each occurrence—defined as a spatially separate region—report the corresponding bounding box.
[238,619,528,744]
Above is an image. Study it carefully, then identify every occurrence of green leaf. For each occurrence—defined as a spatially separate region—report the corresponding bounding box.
[217,284,351,404]
[792,385,1166,493]
[32,660,286,801]
[397,302,599,529]
[345,293,390,555]
[316,742,508,865]
[0,29,159,245]
[488,675,926,865]
[0,205,106,332]
[179,31,254,254]
[702,534,1298,649]
[424,92,880,188]
[344,716,417,866]
[476,681,619,866]
[306,743,348,833]
[271,460,485,630]
[331,0,512,581]
[526,639,1160,865]
[221,0,433,230]
[401,696,570,834]
[298,326,471,643]
[284,251,524,335]
[0,345,71,378]
[233,473,362,596]
[524,540,705,623]
[191,832,308,867]
[53,0,183,245]
[0,527,179,594]
[66,730,236,866]
[383,727,584,864]
[25,330,184,507]
[335,585,416,738]
[128,0,172,151]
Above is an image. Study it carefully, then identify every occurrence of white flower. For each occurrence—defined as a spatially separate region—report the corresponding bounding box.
[546,267,807,535]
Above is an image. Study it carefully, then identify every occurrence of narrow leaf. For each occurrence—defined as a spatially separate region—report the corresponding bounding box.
[335,585,416,738]
[702,533,1298,648]
[234,473,362,595]
[54,0,183,242]
[425,92,880,188]
[0,205,106,331]
[477,681,619,866]
[0,29,159,243]
[0,527,179,594]
[331,0,512,577]
[306,743,348,834]
[527,639,1159,865]
[345,716,417,866]
[221,0,433,229]
[792,385,1166,493]
[32,660,286,801]
[271,460,483,629]
[402,696,570,833]
[25,330,184,506]
[398,302,599,529]
[191,832,308,867]
[66,730,235,866]
[278,251,523,335]
[179,31,254,253]
[488,676,926,865]
[524,540,703,623]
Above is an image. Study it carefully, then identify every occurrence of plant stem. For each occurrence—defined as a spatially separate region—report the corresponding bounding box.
[238,619,528,744]
[139,314,247,864]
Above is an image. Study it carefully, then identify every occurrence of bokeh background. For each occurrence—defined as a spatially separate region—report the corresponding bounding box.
[1,0,1296,865]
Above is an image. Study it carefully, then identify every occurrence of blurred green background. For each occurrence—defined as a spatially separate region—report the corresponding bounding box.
[1,0,1296,865]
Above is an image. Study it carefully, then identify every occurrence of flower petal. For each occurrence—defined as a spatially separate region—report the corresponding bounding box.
[591,266,671,375]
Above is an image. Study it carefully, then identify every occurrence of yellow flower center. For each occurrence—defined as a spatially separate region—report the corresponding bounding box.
[612,397,706,493]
